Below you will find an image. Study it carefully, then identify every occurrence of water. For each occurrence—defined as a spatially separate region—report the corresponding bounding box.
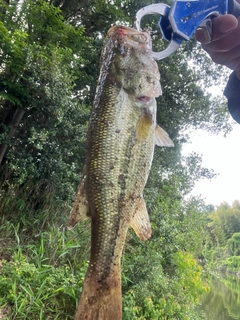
[199,275,240,320]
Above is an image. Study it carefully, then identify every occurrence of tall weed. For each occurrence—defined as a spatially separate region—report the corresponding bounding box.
[0,189,90,319]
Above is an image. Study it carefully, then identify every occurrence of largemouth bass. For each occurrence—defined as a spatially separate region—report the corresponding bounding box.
[68,25,174,320]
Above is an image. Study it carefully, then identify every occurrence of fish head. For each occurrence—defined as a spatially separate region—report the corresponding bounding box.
[104,25,162,102]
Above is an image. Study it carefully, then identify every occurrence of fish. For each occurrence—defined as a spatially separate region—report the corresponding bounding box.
[68,25,174,320]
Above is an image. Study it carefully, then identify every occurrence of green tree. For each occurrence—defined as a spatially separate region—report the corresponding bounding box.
[203,202,240,270]
[0,0,90,205]
[227,233,240,256]
[209,203,240,245]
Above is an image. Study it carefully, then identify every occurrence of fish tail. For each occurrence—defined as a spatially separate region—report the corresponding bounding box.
[74,267,122,320]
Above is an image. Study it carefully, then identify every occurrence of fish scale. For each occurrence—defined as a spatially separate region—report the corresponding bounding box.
[68,25,174,320]
[87,83,138,276]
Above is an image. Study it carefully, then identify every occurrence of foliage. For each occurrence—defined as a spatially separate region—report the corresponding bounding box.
[121,181,209,319]
[223,256,240,271]
[0,207,90,319]
[226,233,240,257]
[122,251,209,320]
[0,178,209,319]
[0,0,90,204]
[0,253,86,319]
[203,202,240,271]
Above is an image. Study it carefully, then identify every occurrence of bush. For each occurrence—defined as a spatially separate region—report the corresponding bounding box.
[0,252,87,319]
[122,251,209,320]
[223,256,240,271]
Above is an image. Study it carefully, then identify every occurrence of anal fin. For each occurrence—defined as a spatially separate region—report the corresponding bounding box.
[67,175,89,229]
[130,197,152,241]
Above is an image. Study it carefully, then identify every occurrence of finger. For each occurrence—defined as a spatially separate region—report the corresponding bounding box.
[212,14,238,40]
[203,43,240,65]
[203,51,240,72]
[196,14,238,44]
[202,17,240,52]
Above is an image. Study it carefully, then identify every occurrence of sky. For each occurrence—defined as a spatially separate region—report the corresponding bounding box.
[182,124,240,207]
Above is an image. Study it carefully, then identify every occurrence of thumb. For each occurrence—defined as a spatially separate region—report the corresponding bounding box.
[196,14,238,43]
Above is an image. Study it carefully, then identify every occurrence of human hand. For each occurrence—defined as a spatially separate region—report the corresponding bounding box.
[196,14,240,79]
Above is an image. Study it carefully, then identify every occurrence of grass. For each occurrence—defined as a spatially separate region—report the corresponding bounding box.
[0,188,207,320]
[0,194,91,319]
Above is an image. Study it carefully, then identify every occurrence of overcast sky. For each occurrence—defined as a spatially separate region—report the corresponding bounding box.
[182,124,240,207]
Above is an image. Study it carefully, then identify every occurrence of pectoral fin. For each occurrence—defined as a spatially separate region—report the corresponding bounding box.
[130,197,152,241]
[155,125,174,147]
[67,175,89,229]
[136,109,153,143]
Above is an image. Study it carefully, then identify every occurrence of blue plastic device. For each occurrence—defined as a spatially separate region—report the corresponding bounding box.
[160,0,227,42]
[135,0,240,59]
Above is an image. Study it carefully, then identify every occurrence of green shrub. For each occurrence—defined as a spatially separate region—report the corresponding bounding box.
[122,251,209,320]
[0,252,87,319]
[223,256,240,271]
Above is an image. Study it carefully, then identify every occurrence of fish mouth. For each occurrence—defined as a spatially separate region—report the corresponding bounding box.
[107,25,151,50]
